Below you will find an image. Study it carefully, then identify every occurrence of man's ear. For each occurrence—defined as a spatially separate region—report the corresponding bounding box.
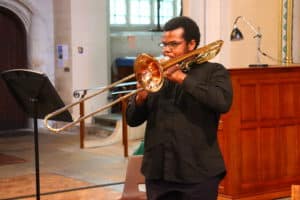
[188,39,196,51]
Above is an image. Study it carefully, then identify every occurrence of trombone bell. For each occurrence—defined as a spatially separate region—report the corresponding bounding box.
[134,53,164,93]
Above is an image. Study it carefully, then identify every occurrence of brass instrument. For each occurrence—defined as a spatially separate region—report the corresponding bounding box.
[44,40,224,133]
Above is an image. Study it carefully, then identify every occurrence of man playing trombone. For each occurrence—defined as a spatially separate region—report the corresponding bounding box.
[126,16,233,200]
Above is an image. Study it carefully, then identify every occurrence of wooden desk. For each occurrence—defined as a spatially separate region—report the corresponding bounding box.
[218,66,300,199]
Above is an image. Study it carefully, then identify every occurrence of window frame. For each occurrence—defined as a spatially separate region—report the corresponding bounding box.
[110,0,181,32]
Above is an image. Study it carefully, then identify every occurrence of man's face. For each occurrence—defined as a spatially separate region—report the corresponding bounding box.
[160,27,196,59]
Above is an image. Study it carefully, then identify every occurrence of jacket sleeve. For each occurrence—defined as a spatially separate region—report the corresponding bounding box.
[182,63,233,113]
[126,94,149,127]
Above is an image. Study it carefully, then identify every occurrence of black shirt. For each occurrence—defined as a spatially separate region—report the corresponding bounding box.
[126,61,233,183]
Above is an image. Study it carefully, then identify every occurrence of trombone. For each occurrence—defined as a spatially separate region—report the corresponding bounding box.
[44,40,224,133]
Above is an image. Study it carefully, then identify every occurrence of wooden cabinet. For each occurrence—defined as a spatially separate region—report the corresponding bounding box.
[218,66,300,200]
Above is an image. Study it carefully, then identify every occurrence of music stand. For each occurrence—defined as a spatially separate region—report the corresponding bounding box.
[1,69,72,200]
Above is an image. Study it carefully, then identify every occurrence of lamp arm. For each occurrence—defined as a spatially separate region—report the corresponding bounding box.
[258,48,282,63]
[234,16,261,38]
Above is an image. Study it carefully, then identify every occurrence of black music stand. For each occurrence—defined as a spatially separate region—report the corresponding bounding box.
[1,69,72,200]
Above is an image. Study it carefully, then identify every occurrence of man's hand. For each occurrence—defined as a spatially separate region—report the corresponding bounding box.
[164,64,186,84]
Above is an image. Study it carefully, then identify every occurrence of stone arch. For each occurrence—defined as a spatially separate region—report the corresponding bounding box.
[0,0,32,33]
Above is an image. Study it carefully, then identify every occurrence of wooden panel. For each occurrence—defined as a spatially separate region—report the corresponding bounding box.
[259,83,278,120]
[291,185,300,200]
[240,84,257,122]
[240,128,260,185]
[259,127,282,181]
[218,66,300,200]
[281,125,300,177]
[294,84,300,116]
[279,83,295,118]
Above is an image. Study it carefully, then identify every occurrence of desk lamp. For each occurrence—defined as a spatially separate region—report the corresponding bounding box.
[230,16,268,67]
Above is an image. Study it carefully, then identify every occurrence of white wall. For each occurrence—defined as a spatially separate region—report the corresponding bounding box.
[182,0,205,45]
[24,0,55,81]
[53,0,72,105]
[183,0,230,66]
[228,0,281,67]
[71,0,109,119]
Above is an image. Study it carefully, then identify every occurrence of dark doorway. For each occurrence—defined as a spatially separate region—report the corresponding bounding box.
[0,7,28,130]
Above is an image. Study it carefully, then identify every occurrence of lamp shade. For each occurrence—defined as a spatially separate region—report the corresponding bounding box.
[230,27,244,41]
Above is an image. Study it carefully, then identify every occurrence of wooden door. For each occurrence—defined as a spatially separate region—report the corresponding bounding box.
[0,7,28,130]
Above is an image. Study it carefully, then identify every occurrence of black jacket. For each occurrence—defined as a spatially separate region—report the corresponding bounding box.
[126,61,233,183]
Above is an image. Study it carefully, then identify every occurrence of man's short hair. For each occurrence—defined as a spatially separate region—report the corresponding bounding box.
[163,16,200,49]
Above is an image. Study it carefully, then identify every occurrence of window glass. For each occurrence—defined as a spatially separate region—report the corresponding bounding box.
[110,0,126,24]
[155,0,174,25]
[130,0,151,24]
[110,0,181,31]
